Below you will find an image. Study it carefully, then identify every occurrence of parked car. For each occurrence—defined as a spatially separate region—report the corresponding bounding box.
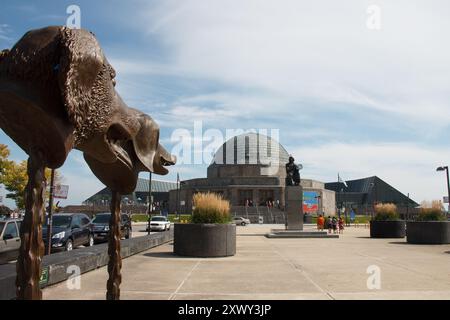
[147,216,171,232]
[0,219,22,264]
[232,217,251,226]
[92,213,132,243]
[42,213,94,252]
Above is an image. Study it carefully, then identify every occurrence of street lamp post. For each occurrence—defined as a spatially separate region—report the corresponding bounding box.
[370,182,377,219]
[147,172,152,235]
[436,166,450,214]
[284,201,288,231]
[176,173,180,220]
[46,169,55,256]
[315,195,322,216]
[406,193,410,221]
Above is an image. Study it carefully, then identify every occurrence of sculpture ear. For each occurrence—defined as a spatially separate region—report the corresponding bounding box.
[58,27,104,128]
[132,114,159,173]
[132,113,176,175]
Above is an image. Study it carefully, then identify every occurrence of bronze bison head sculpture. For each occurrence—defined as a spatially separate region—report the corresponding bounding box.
[0,26,175,194]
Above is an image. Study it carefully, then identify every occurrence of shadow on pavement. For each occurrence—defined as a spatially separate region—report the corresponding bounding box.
[143,251,192,259]
[388,241,415,245]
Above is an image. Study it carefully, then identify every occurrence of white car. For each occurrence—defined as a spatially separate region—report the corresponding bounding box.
[149,216,171,231]
[232,217,251,226]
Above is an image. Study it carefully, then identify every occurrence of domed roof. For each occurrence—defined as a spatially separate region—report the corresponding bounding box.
[211,133,290,166]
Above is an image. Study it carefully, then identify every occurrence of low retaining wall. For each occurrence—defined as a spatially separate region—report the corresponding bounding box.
[0,229,173,300]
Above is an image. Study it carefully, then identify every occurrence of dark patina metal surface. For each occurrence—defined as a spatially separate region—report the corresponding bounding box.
[0,26,175,300]
[15,156,46,300]
[107,192,122,300]
[285,156,302,186]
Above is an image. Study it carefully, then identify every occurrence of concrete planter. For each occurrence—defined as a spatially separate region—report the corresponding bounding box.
[174,223,236,257]
[407,221,450,244]
[370,220,406,238]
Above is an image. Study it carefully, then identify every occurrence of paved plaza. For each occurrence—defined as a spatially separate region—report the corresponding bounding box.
[44,225,450,300]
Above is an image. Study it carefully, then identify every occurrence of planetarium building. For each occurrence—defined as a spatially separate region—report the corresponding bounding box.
[169,133,335,222]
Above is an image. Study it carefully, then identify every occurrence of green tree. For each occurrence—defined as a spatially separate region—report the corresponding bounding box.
[0,144,13,182]
[0,205,12,216]
[2,160,28,209]
[0,144,62,209]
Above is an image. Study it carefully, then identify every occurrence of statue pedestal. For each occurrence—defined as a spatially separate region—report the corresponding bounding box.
[267,186,339,239]
[285,186,304,230]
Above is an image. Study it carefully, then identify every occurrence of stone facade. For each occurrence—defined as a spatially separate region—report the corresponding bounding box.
[169,133,336,217]
[169,177,335,217]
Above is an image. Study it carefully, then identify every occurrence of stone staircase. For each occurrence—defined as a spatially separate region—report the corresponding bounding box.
[266,229,339,239]
[230,206,286,224]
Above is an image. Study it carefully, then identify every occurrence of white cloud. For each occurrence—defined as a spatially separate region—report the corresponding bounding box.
[112,0,449,205]
[109,58,181,77]
[0,24,12,42]
[4,1,449,208]
[138,0,450,126]
[164,105,241,126]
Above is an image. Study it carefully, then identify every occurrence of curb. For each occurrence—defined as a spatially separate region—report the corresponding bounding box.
[0,229,173,300]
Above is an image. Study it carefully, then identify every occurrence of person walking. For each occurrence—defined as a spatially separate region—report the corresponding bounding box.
[327,216,333,234]
[338,216,344,234]
[332,216,338,234]
[317,214,325,231]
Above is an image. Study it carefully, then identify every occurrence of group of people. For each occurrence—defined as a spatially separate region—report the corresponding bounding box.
[316,215,344,234]
[245,199,282,210]
[264,200,281,209]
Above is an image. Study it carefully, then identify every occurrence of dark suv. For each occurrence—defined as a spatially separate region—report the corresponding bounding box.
[42,213,94,252]
[92,213,132,243]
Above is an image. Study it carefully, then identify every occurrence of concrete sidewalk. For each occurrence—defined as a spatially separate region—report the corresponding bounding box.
[44,225,450,300]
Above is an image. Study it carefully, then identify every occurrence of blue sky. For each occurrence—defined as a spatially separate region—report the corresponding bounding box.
[1,0,449,208]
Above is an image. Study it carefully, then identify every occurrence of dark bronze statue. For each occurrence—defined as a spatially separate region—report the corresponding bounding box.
[285,156,302,186]
[0,26,176,300]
